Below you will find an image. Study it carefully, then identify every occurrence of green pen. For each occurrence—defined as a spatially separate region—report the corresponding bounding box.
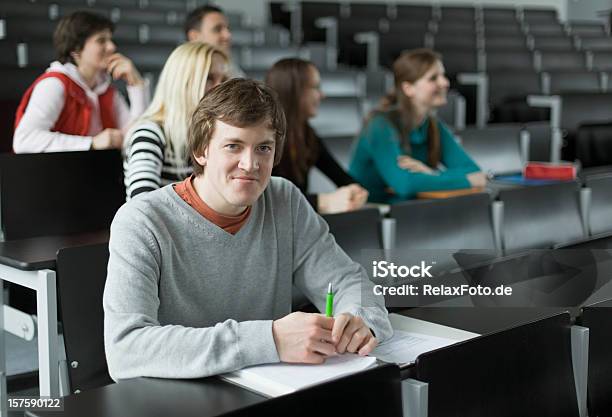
[326,283,334,317]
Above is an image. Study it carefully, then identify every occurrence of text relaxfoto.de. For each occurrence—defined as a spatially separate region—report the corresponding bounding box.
[370,261,513,297]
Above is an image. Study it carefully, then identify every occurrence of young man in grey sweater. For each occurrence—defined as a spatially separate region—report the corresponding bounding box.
[103,79,393,381]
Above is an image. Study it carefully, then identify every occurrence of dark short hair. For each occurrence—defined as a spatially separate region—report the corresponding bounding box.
[53,11,115,64]
[183,5,224,38]
[188,78,287,176]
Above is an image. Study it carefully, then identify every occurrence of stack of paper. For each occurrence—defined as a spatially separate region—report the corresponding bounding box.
[221,354,376,397]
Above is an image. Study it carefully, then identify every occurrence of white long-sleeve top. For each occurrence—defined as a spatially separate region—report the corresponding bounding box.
[13,61,149,153]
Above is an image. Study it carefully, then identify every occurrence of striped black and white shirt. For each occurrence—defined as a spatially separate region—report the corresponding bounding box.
[124,120,192,199]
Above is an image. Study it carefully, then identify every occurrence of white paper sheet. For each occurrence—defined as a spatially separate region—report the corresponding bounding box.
[221,354,377,397]
[372,329,460,364]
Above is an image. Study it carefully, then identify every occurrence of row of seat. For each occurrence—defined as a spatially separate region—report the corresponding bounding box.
[0,41,333,72]
[296,2,564,24]
[3,151,611,261]
[0,17,290,48]
[7,0,205,13]
[325,179,612,277]
[271,2,612,129]
[1,2,184,25]
[292,2,570,44]
[0,66,605,165]
[348,34,612,73]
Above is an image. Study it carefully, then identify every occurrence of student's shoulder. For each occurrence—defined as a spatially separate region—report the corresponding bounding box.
[366,111,394,128]
[113,186,175,226]
[264,177,314,222]
[266,176,301,199]
[126,120,165,145]
[29,75,66,100]
[362,111,397,137]
[433,117,458,142]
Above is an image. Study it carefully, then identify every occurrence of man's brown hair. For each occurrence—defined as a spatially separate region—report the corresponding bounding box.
[188,78,287,175]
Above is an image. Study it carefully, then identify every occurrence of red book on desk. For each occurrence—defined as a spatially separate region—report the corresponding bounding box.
[523,162,576,181]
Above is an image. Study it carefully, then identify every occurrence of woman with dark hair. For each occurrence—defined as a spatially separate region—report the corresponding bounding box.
[265,58,368,214]
[349,48,485,202]
[13,11,149,153]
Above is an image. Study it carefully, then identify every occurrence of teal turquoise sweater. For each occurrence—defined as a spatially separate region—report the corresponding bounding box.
[349,114,480,202]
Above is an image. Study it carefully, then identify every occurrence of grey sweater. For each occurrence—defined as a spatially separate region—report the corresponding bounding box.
[103,177,392,381]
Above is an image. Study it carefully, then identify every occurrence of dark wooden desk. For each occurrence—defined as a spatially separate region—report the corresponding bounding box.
[0,231,109,415]
[27,364,403,417]
[27,377,266,417]
[0,231,109,270]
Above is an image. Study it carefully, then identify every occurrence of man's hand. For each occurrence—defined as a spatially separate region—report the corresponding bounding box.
[332,313,377,356]
[272,312,336,364]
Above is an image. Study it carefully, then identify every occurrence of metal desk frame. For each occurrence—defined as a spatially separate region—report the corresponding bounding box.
[0,264,58,417]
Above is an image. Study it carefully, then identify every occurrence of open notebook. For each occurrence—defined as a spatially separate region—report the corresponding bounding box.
[221,354,377,397]
[220,314,480,398]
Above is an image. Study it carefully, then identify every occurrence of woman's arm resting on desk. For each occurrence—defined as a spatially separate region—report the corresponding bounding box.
[354,116,471,199]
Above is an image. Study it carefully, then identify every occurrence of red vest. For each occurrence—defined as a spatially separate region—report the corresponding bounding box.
[14,72,117,136]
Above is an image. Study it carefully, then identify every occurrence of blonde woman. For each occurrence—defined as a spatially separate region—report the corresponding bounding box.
[123,42,227,199]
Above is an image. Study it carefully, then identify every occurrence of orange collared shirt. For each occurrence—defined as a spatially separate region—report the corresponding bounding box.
[173,176,251,235]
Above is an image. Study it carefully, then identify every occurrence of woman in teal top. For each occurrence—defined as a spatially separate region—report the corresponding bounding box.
[350,49,486,203]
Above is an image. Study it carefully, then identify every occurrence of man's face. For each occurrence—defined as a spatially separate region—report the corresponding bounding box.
[195,120,276,216]
[189,12,232,55]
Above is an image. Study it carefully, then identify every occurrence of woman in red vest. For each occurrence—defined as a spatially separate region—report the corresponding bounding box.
[13,11,149,153]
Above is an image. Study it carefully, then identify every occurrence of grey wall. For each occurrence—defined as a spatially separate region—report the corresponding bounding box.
[566,0,612,22]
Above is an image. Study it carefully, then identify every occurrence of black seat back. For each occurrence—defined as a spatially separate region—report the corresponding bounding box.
[323,207,382,266]
[293,208,383,311]
[498,182,584,253]
[575,122,612,168]
[458,124,525,175]
[586,175,612,236]
[580,299,612,417]
[57,242,112,393]
[560,93,612,134]
[0,150,125,240]
[390,193,497,272]
[416,313,578,417]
